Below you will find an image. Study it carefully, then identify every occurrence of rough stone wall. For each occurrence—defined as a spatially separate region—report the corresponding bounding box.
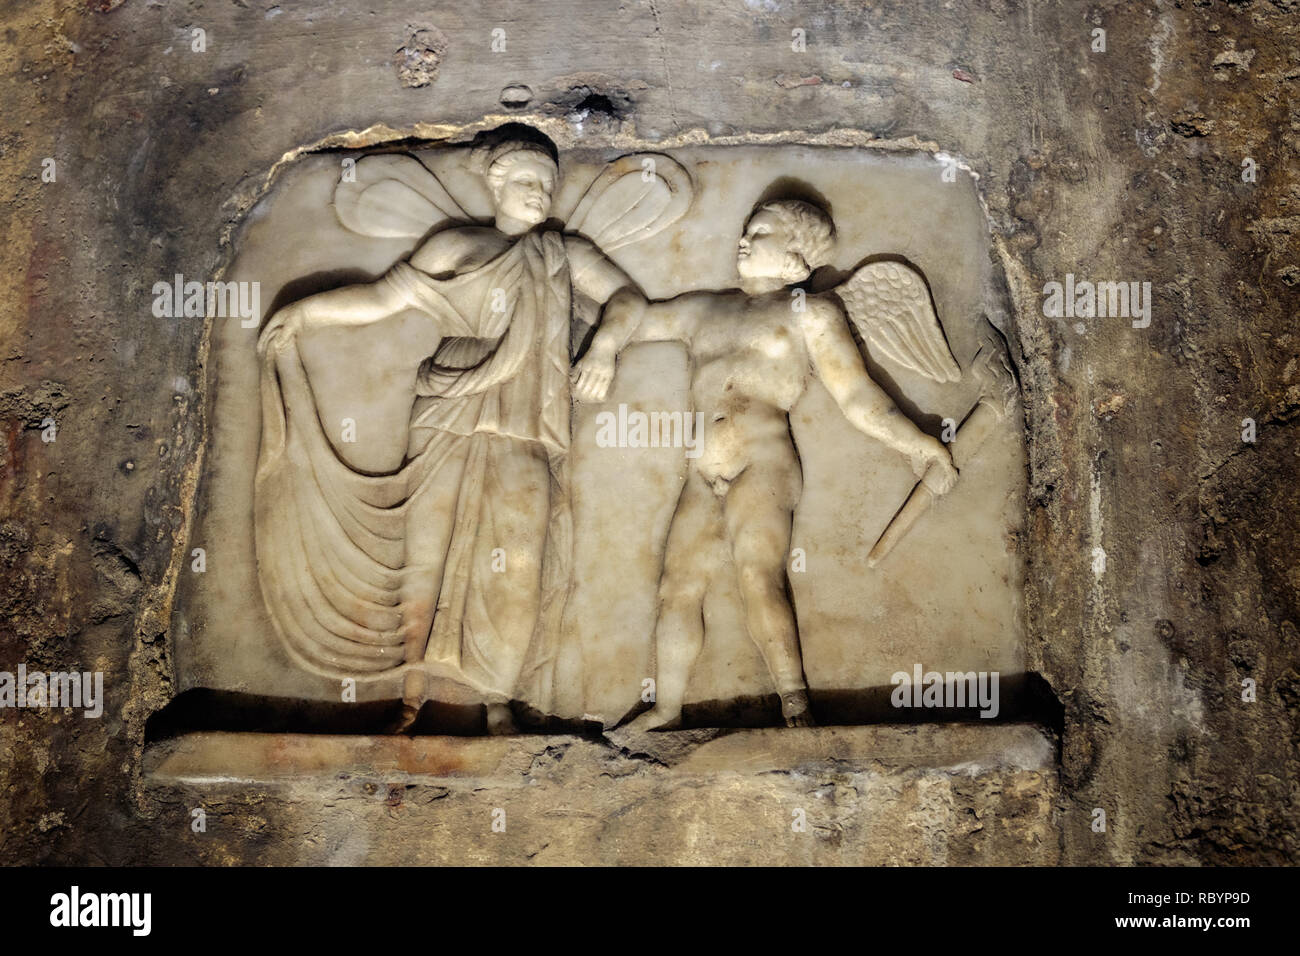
[0,0,1295,864]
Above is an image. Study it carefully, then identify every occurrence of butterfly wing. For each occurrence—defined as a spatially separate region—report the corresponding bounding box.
[563,153,693,251]
[333,153,470,239]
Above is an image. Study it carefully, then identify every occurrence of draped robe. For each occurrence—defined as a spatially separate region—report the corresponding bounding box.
[255,230,574,709]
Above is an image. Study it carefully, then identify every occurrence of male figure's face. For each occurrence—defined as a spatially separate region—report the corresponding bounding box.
[493,155,556,225]
[737,209,793,281]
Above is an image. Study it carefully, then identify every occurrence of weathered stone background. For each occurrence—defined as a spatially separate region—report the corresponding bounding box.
[1,0,1296,864]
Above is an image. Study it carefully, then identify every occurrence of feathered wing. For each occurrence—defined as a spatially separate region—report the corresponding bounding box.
[562,153,693,250]
[333,153,470,239]
[835,261,962,383]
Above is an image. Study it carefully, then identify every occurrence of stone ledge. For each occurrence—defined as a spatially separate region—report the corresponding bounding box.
[667,722,1056,775]
[144,723,1056,787]
[140,724,1060,864]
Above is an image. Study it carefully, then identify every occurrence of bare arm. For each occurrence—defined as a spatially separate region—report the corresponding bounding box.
[297,281,408,327]
[259,228,501,354]
[566,234,709,345]
[596,293,705,349]
[571,294,707,402]
[256,275,420,358]
[802,298,957,492]
[566,233,704,401]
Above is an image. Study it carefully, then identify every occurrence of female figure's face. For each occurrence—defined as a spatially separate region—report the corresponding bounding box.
[492,154,556,226]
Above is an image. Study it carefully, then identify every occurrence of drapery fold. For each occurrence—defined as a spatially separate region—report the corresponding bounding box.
[254,231,574,709]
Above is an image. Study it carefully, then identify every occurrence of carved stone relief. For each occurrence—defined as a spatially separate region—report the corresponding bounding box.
[174,125,1026,735]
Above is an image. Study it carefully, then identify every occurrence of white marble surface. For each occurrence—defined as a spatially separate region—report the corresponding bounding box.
[174,141,1026,727]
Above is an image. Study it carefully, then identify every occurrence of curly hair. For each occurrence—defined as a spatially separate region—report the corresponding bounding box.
[752,199,836,274]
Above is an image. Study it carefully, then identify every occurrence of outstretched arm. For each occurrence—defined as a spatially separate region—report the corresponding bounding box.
[802,298,957,493]
[571,294,705,402]
[259,227,502,354]
[565,233,703,401]
[257,277,415,355]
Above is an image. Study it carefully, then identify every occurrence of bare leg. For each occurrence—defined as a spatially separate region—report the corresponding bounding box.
[624,471,723,732]
[724,461,813,727]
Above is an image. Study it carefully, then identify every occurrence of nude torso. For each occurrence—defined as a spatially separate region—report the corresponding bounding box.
[683,290,811,489]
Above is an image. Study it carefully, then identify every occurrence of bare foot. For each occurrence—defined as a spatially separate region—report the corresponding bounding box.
[485,702,518,735]
[781,689,814,728]
[620,706,682,735]
[385,700,422,735]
